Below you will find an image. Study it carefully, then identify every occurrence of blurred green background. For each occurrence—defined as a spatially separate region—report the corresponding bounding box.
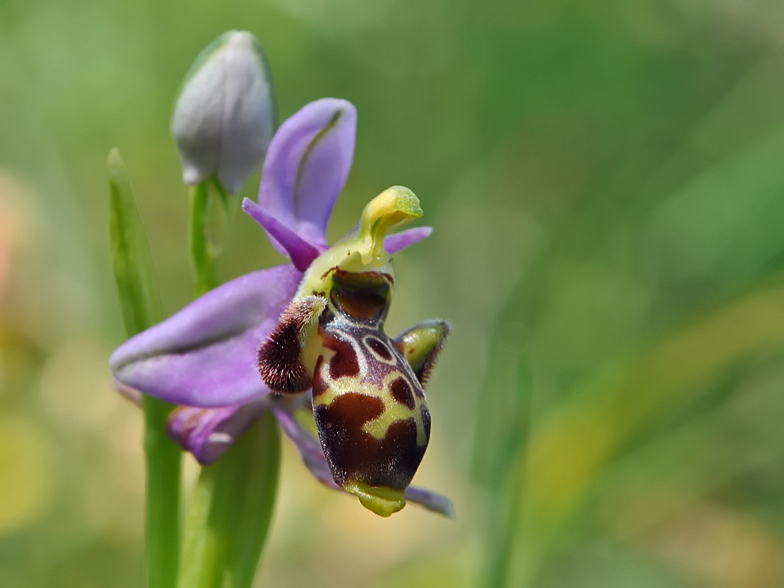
[3,0,784,586]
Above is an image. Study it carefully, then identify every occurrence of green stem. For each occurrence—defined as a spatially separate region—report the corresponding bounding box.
[142,397,183,588]
[189,179,230,296]
[178,412,281,588]
[108,148,182,588]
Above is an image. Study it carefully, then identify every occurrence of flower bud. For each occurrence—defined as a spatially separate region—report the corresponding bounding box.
[172,31,275,194]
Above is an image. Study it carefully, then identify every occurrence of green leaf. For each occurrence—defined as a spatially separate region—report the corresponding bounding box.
[108,148,182,588]
[108,148,164,335]
[179,411,281,588]
[189,178,230,296]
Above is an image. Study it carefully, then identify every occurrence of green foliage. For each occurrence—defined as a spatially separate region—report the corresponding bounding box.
[189,179,231,296]
[179,412,280,588]
[108,149,182,588]
[108,148,163,336]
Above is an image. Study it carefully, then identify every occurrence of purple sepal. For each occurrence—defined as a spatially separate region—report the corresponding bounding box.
[271,402,339,489]
[256,98,356,254]
[109,264,302,407]
[168,398,271,465]
[242,198,323,271]
[272,402,455,516]
[385,226,433,254]
[113,378,142,407]
[405,486,455,519]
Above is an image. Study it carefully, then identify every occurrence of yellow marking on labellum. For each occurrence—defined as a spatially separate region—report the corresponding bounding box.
[311,331,369,408]
[312,371,367,408]
[291,295,327,376]
[343,481,406,517]
[362,373,426,446]
[300,324,328,376]
[313,343,427,447]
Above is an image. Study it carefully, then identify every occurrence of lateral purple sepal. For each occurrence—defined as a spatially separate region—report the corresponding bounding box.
[257,98,356,254]
[109,264,302,407]
[242,198,323,271]
[385,226,433,254]
[272,402,339,489]
[405,486,455,519]
[168,398,271,465]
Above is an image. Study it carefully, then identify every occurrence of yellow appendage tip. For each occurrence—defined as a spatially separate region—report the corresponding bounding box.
[345,481,407,517]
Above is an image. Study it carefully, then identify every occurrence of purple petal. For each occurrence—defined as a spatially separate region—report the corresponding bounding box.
[242,198,323,271]
[109,264,302,407]
[168,399,270,465]
[271,402,339,489]
[384,226,433,254]
[255,98,356,253]
[405,486,455,519]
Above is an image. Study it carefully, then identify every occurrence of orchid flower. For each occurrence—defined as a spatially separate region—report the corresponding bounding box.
[110,98,453,518]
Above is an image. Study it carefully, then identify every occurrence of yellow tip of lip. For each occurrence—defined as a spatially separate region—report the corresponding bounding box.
[344,481,406,517]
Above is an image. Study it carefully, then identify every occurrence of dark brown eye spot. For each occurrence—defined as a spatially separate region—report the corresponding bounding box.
[330,348,359,380]
[366,336,393,360]
[311,356,326,397]
[323,392,385,429]
[322,332,360,379]
[315,400,425,491]
[390,377,415,409]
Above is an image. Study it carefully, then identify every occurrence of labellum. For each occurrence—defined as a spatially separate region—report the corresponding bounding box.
[257,187,449,516]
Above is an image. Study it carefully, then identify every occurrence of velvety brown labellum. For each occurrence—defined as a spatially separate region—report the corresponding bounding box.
[257,262,450,505]
[315,393,428,490]
[312,312,431,492]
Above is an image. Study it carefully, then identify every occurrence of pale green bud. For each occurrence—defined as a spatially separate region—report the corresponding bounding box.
[172,31,275,194]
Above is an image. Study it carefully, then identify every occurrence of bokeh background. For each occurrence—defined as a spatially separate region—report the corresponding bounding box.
[3,0,784,586]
